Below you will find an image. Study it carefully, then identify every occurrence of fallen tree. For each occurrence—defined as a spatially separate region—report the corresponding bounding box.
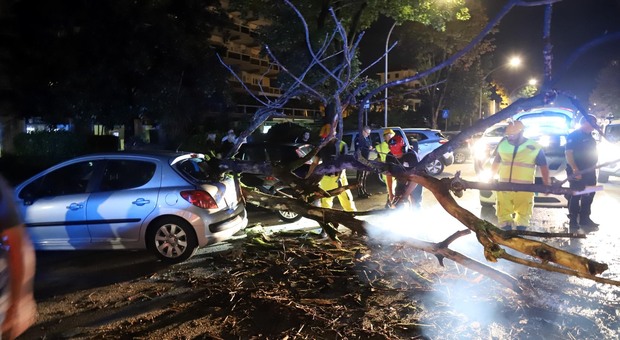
[217,0,620,291]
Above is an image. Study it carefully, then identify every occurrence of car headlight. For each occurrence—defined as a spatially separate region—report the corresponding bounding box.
[598,140,620,164]
[538,135,551,147]
[478,168,495,183]
[473,142,489,161]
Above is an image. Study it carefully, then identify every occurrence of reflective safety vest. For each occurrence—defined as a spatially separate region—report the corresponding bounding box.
[376,142,390,162]
[497,138,541,184]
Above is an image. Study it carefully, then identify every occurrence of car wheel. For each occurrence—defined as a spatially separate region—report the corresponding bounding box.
[598,172,610,183]
[276,209,302,223]
[425,159,444,176]
[147,217,198,264]
[454,151,467,164]
[274,187,303,223]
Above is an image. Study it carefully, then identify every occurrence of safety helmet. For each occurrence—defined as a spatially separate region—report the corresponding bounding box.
[388,135,405,156]
[383,128,395,136]
[505,120,525,136]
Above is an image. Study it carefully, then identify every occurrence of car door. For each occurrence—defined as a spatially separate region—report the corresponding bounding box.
[86,158,159,244]
[17,160,102,248]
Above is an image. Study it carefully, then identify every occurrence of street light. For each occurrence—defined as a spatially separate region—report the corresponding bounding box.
[384,22,397,127]
[478,56,522,119]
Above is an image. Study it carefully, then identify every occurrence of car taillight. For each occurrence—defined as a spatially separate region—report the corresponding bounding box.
[439,139,449,144]
[180,190,218,209]
[265,176,277,181]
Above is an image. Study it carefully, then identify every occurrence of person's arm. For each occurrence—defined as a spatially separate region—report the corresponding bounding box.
[386,175,394,200]
[1,225,35,339]
[540,165,551,186]
[565,149,581,179]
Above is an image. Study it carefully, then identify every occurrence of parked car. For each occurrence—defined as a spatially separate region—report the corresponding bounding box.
[472,123,508,174]
[402,128,454,175]
[598,118,620,183]
[442,131,477,164]
[474,104,576,207]
[236,143,315,222]
[342,126,410,161]
[14,151,248,264]
[343,127,453,176]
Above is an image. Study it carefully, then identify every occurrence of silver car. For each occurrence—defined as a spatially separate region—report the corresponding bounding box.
[14,151,248,264]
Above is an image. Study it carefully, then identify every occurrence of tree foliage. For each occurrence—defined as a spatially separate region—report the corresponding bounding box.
[589,59,620,118]
[397,0,494,128]
[230,0,470,96]
[2,0,231,144]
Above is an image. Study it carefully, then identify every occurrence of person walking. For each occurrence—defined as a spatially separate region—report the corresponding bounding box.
[565,114,599,230]
[354,126,373,198]
[316,125,357,212]
[0,174,37,339]
[491,120,551,230]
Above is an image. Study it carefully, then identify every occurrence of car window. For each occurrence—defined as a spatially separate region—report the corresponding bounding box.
[342,135,353,151]
[485,126,506,137]
[237,146,267,162]
[19,160,100,199]
[99,160,156,191]
[405,132,426,141]
[606,124,620,143]
[175,157,213,182]
[269,146,300,163]
[369,132,382,146]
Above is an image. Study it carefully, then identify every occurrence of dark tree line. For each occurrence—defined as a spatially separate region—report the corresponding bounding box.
[0,0,231,145]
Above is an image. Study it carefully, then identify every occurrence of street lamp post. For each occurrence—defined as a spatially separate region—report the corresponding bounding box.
[384,22,397,127]
[478,56,522,119]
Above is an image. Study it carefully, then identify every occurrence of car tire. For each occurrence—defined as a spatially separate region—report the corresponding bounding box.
[480,201,494,207]
[274,187,303,223]
[147,217,198,264]
[276,210,302,223]
[454,151,467,164]
[598,172,610,183]
[425,159,444,176]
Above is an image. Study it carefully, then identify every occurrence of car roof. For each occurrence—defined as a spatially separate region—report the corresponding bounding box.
[67,150,204,164]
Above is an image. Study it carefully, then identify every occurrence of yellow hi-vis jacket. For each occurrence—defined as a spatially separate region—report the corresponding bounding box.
[376,141,390,162]
[496,138,541,184]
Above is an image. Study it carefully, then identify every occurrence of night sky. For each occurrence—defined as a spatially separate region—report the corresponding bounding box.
[486,0,620,103]
[360,0,620,104]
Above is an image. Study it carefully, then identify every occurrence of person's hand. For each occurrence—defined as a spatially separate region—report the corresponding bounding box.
[573,170,582,180]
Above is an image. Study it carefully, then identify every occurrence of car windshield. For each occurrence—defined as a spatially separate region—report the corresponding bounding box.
[520,114,571,137]
[484,125,506,137]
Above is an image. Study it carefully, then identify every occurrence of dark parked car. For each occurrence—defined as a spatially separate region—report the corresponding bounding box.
[402,128,454,175]
[236,143,315,222]
[14,151,248,264]
[442,131,476,164]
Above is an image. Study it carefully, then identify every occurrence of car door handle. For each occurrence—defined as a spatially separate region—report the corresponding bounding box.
[132,198,151,206]
[67,202,84,210]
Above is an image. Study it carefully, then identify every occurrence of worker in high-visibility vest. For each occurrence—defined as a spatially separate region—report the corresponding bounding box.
[491,120,550,230]
[376,129,395,207]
